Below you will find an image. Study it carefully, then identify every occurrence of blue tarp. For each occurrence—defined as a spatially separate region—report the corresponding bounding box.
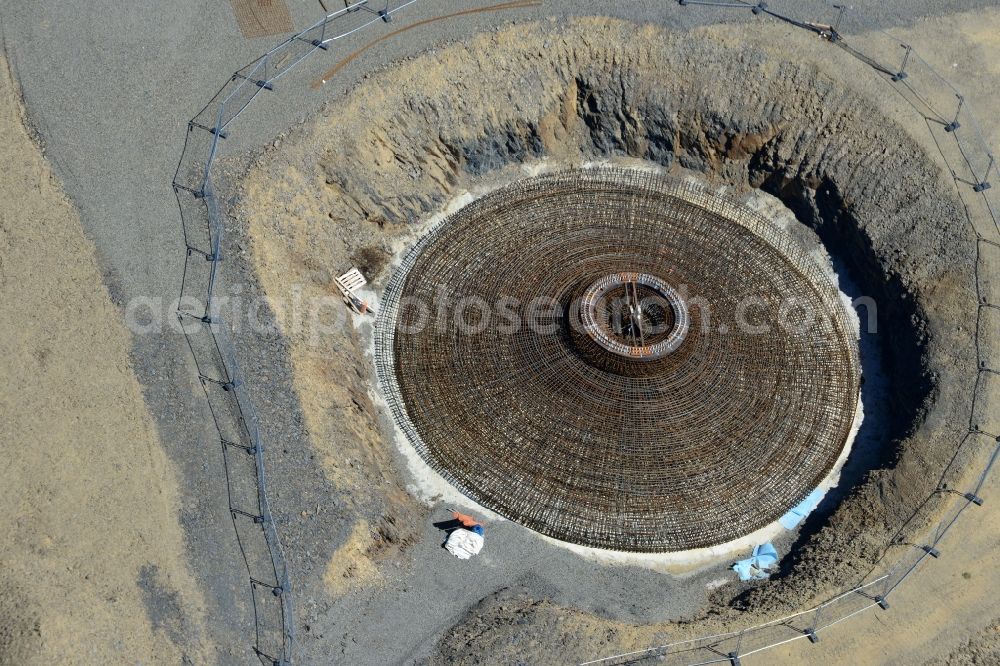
[779,489,825,530]
[733,543,778,581]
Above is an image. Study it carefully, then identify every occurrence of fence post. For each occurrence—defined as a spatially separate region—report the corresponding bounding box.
[892,44,912,81]
[831,4,845,41]
[727,629,745,665]
[805,603,822,643]
[974,154,994,192]
[962,491,984,506]
[876,572,892,610]
[944,94,963,132]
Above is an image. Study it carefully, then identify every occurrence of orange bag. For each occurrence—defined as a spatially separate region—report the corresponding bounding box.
[452,511,480,528]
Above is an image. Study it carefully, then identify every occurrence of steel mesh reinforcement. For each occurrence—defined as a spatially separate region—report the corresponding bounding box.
[375,168,861,552]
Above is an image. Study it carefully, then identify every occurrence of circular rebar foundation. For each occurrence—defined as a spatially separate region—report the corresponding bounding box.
[375,168,860,552]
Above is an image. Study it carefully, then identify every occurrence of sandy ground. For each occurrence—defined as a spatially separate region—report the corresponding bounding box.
[0,56,212,663]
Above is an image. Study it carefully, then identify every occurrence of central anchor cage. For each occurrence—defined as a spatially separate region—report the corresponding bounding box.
[579,272,689,360]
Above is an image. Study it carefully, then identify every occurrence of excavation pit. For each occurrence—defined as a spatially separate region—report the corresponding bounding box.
[239,18,984,642]
[375,168,861,552]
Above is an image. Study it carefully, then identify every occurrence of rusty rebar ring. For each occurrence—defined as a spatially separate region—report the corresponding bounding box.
[375,168,860,552]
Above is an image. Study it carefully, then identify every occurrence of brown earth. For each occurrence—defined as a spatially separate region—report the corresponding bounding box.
[0,55,212,664]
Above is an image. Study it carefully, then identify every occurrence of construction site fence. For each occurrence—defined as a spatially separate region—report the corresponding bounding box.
[168,1,1000,664]
[172,2,422,664]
